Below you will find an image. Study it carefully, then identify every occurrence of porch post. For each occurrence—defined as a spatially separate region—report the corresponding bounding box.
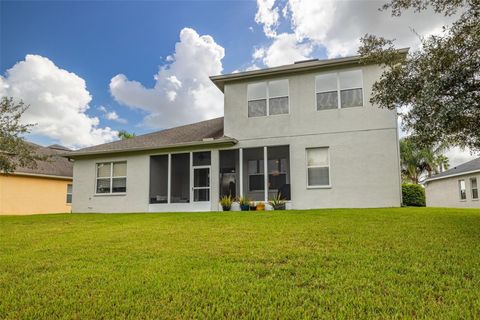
[239,148,243,197]
[167,153,171,204]
[264,146,268,202]
[189,152,193,203]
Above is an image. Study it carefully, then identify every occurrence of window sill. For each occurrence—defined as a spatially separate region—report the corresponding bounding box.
[94,193,127,197]
[307,185,331,189]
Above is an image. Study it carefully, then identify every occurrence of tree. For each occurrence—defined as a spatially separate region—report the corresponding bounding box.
[400,137,449,183]
[359,0,480,151]
[118,130,136,140]
[0,97,41,173]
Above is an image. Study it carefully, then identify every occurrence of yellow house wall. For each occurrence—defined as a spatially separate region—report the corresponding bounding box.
[0,174,72,215]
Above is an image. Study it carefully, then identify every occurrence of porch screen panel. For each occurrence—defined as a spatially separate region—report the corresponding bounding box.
[243,147,265,201]
[219,149,240,199]
[267,145,290,200]
[149,155,168,203]
[171,153,190,203]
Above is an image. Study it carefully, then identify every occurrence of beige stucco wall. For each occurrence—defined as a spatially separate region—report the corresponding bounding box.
[0,174,72,215]
[425,173,480,208]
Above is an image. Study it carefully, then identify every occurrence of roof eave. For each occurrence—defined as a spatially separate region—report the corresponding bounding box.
[424,169,480,183]
[210,48,410,92]
[3,172,73,180]
[63,137,238,158]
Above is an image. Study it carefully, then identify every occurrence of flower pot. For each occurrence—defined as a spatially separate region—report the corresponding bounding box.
[249,205,257,211]
[273,203,286,210]
[240,204,250,211]
[256,203,265,211]
[222,205,231,211]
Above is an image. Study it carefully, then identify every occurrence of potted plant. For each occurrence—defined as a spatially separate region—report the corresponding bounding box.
[249,201,257,211]
[220,195,233,211]
[269,194,286,210]
[256,202,265,211]
[238,197,250,211]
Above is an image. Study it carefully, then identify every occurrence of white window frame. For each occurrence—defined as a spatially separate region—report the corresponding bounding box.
[305,147,331,189]
[315,70,364,110]
[95,161,127,195]
[66,184,73,204]
[470,177,478,200]
[458,179,466,200]
[247,79,290,117]
[247,159,265,192]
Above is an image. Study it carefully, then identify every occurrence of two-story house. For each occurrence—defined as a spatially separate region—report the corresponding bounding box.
[66,52,404,213]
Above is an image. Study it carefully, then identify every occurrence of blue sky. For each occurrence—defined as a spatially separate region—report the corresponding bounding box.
[1,0,455,152]
[1,1,272,144]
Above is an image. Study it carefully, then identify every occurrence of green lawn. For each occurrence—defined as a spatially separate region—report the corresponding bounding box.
[1,208,479,319]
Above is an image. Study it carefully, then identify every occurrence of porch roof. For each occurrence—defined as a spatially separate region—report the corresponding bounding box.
[66,117,237,158]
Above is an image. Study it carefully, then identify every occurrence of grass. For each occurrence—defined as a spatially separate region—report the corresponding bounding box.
[1,208,480,319]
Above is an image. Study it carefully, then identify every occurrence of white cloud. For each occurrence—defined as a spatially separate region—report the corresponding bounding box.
[253,0,457,64]
[110,27,224,129]
[97,105,128,124]
[261,33,313,67]
[0,55,117,148]
[255,0,280,38]
[444,147,477,168]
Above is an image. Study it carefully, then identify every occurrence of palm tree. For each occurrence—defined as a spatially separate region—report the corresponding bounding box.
[399,137,450,183]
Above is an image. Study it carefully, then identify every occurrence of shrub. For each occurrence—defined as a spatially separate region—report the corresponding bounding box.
[402,184,426,207]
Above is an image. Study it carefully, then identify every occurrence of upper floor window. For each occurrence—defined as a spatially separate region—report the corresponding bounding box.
[470,177,478,199]
[247,79,289,117]
[458,179,466,200]
[316,70,363,110]
[96,161,127,194]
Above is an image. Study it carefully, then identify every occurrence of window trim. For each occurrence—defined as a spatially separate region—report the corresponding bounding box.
[458,179,467,201]
[95,161,127,195]
[315,70,364,111]
[470,177,478,200]
[305,147,331,189]
[247,79,290,117]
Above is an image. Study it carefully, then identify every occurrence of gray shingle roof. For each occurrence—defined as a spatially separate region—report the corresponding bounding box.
[427,157,480,181]
[67,117,235,157]
[15,143,73,178]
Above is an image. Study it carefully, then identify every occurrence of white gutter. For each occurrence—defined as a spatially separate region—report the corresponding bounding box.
[6,172,73,180]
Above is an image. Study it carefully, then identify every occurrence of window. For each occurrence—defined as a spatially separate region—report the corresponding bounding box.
[247,80,289,117]
[459,179,466,200]
[248,159,264,191]
[306,148,330,187]
[316,73,338,110]
[316,70,363,110]
[470,177,478,200]
[66,184,73,204]
[96,162,127,194]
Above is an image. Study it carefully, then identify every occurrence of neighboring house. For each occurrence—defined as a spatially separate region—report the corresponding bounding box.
[0,144,73,215]
[424,158,480,208]
[66,52,404,213]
